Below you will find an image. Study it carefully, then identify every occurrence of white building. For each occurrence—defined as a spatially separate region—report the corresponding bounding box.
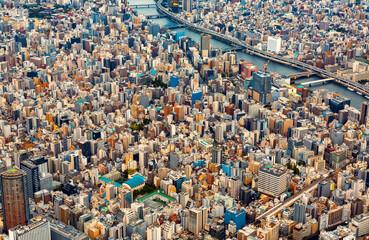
[350,213,369,237]
[258,165,287,197]
[146,225,161,240]
[267,36,282,53]
[9,218,51,240]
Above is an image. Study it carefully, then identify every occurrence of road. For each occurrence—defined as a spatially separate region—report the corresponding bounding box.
[255,176,325,221]
[156,0,369,96]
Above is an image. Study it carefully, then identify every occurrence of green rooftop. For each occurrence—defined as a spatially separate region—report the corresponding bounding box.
[137,190,175,203]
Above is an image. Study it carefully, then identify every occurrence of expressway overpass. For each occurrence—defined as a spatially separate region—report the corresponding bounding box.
[156,0,369,96]
[255,176,325,221]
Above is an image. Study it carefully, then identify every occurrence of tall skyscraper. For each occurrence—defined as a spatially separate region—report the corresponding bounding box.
[360,102,369,125]
[189,208,203,235]
[169,152,178,170]
[249,71,272,104]
[212,147,222,164]
[185,165,192,178]
[183,0,193,12]
[200,35,211,56]
[293,201,307,223]
[0,169,30,232]
[215,125,224,143]
[20,160,39,198]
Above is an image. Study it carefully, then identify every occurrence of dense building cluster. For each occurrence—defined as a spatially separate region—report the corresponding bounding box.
[0,0,369,240]
[173,0,369,82]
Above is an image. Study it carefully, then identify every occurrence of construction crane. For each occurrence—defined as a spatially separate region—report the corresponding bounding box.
[263,59,271,73]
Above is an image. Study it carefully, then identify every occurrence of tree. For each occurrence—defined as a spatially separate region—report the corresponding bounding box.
[293,165,300,175]
[143,118,152,125]
[133,189,139,197]
[286,162,292,170]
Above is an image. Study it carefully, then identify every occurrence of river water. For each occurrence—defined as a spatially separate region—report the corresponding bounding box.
[131,1,367,109]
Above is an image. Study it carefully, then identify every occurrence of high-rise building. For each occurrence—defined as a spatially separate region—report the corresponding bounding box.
[200,35,211,56]
[185,165,192,178]
[293,201,307,223]
[329,96,350,114]
[20,160,39,198]
[0,168,30,232]
[212,147,222,164]
[119,187,133,208]
[249,71,272,104]
[183,0,192,12]
[146,224,161,240]
[169,152,178,170]
[70,208,82,229]
[350,213,369,237]
[267,36,282,53]
[360,102,369,125]
[8,218,50,240]
[258,165,287,197]
[317,180,332,198]
[59,205,70,225]
[189,208,203,235]
[215,124,224,143]
[224,206,246,231]
[179,192,190,208]
[240,186,252,205]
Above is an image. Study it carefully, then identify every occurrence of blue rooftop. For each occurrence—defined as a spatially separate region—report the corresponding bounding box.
[99,176,113,183]
[123,174,146,189]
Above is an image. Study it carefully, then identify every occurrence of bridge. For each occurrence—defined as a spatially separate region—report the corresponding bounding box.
[129,4,156,8]
[296,78,335,85]
[146,14,166,19]
[156,0,369,96]
[221,47,244,52]
[287,71,317,79]
[165,24,184,29]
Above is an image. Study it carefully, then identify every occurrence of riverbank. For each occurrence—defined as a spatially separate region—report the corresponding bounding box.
[131,0,367,109]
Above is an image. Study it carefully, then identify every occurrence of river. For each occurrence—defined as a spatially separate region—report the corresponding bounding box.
[130,1,366,109]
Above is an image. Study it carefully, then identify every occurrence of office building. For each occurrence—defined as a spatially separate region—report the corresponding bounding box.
[0,169,30,232]
[360,102,369,125]
[8,218,50,240]
[249,71,272,104]
[201,35,211,57]
[189,208,203,235]
[267,36,282,53]
[20,160,40,198]
[146,224,161,240]
[294,201,307,224]
[350,213,369,237]
[224,206,246,231]
[215,124,224,143]
[317,180,332,198]
[258,165,287,197]
[169,152,178,170]
[329,96,350,114]
[212,147,222,164]
[183,0,192,12]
